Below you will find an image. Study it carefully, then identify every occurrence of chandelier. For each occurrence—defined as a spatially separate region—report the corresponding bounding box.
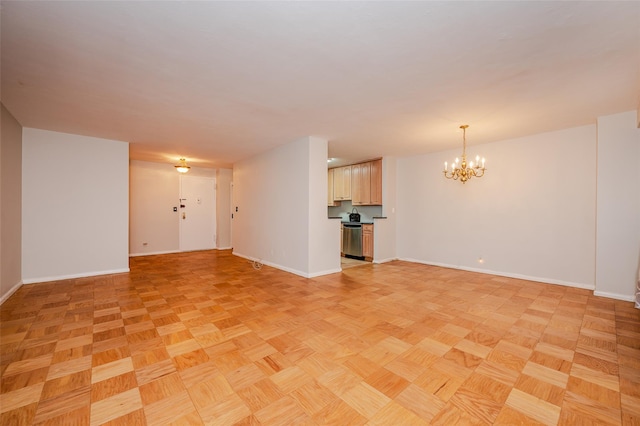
[443,125,485,184]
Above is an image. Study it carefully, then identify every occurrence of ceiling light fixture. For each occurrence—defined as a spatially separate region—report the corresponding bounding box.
[175,158,190,173]
[443,125,486,184]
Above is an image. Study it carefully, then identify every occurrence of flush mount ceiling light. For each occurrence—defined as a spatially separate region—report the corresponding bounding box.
[443,125,486,184]
[175,158,190,173]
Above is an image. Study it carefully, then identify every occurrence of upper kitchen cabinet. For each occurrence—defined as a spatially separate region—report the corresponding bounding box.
[327,168,340,206]
[352,159,382,206]
[369,159,382,205]
[351,162,369,205]
[333,165,351,201]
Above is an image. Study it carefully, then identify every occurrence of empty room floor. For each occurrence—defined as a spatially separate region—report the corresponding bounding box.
[1,250,639,425]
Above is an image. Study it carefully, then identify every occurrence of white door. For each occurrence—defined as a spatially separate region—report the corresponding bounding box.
[179,175,216,252]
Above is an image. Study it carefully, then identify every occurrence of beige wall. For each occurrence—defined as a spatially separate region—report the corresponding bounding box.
[397,124,597,289]
[22,128,130,282]
[1,104,23,303]
[129,160,232,255]
[394,111,639,301]
[595,110,640,300]
[373,156,397,263]
[129,161,181,255]
[233,136,340,277]
[216,168,233,249]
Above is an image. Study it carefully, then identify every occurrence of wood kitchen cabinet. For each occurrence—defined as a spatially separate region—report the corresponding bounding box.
[332,165,351,201]
[327,168,340,206]
[369,159,382,205]
[352,159,382,206]
[351,162,369,206]
[362,224,373,260]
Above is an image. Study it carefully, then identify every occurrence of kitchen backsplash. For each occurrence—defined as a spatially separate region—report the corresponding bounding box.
[328,200,382,222]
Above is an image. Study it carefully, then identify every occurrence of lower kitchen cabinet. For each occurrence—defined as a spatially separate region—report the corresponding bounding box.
[362,224,373,260]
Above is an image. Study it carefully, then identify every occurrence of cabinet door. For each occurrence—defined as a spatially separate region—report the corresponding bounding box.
[328,168,340,206]
[361,162,371,204]
[352,162,372,205]
[362,224,373,259]
[333,167,343,200]
[370,159,382,205]
[341,166,351,200]
[332,166,352,201]
[351,163,362,205]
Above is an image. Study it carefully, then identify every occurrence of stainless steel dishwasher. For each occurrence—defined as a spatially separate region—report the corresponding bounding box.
[342,223,364,260]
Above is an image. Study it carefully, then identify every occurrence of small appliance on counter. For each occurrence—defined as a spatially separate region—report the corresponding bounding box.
[349,207,361,223]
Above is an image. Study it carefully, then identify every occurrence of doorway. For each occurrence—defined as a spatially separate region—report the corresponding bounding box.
[179,175,216,252]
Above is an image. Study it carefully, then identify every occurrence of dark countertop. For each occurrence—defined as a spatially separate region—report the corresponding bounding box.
[330,216,386,225]
[329,216,386,224]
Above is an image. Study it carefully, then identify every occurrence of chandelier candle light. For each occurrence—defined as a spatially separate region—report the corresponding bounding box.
[443,125,486,184]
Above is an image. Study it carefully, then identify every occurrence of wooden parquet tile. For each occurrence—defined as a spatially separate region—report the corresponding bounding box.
[1,249,639,425]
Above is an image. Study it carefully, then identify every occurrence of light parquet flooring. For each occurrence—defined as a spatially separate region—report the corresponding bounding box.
[1,250,639,425]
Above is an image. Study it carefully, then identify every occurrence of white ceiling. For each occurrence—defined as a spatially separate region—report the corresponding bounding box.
[2,1,639,169]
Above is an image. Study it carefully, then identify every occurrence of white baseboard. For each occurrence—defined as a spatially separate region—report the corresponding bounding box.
[373,257,398,264]
[309,267,343,277]
[217,246,233,250]
[398,258,595,291]
[178,247,217,253]
[0,280,23,305]
[232,251,341,278]
[593,291,635,302]
[129,250,180,257]
[130,248,225,257]
[22,268,130,285]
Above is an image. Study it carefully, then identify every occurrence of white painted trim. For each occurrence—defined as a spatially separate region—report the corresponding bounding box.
[398,258,595,291]
[593,291,635,302]
[233,251,303,277]
[0,281,23,305]
[373,257,398,264]
[232,251,340,278]
[309,268,343,278]
[22,268,130,284]
[216,247,233,250]
[129,250,180,257]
